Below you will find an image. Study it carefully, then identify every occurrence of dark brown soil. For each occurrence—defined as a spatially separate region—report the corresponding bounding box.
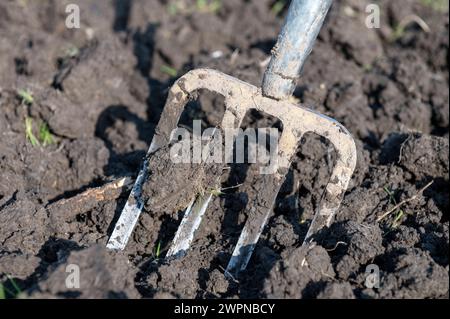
[142,139,223,214]
[0,0,448,299]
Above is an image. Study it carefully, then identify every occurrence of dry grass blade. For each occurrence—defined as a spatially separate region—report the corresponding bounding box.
[377,181,434,222]
[399,14,431,33]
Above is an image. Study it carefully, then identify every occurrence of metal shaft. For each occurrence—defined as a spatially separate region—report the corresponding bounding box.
[262,0,332,100]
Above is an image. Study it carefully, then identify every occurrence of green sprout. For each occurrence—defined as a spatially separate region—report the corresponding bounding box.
[0,275,22,299]
[271,0,287,15]
[392,210,405,228]
[6,276,21,296]
[25,117,40,147]
[160,65,178,77]
[155,241,162,259]
[196,0,222,13]
[383,186,405,228]
[0,284,5,299]
[39,122,54,146]
[390,24,406,41]
[210,187,223,197]
[167,0,221,16]
[363,63,373,72]
[25,118,55,147]
[17,89,34,105]
[65,45,80,58]
[383,186,395,201]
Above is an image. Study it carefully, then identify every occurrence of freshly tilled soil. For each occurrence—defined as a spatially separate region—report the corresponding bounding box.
[0,0,448,299]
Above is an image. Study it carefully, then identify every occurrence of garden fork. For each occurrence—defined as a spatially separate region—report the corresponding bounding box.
[107,0,357,277]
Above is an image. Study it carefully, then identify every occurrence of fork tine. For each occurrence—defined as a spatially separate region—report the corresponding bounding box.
[225,129,297,276]
[166,194,212,258]
[226,174,284,276]
[302,122,357,245]
[106,157,149,250]
[226,109,357,276]
[166,126,225,259]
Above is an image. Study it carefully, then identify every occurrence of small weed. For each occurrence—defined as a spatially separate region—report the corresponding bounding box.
[383,186,406,228]
[271,0,287,15]
[168,0,221,15]
[6,276,21,296]
[210,187,223,196]
[196,0,221,13]
[155,241,162,259]
[17,89,33,105]
[363,63,373,72]
[39,122,55,146]
[383,186,396,203]
[379,182,433,228]
[25,117,40,147]
[160,65,178,77]
[390,24,406,41]
[25,118,55,147]
[210,183,243,197]
[392,209,405,228]
[0,275,22,299]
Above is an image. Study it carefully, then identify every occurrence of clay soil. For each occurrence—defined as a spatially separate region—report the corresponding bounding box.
[0,0,448,299]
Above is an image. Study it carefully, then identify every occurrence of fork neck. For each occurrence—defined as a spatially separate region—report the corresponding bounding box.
[262,0,332,101]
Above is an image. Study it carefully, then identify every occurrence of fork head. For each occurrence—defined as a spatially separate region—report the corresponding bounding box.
[151,68,357,275]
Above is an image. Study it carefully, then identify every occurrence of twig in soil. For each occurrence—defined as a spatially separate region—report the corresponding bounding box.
[381,186,407,228]
[49,141,66,154]
[219,265,239,284]
[230,49,240,65]
[46,177,133,220]
[325,241,347,252]
[301,257,308,267]
[392,14,431,40]
[376,181,434,222]
[399,15,431,33]
[211,183,244,196]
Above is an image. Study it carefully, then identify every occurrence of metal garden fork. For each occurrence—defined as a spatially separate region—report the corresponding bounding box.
[107,0,357,277]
